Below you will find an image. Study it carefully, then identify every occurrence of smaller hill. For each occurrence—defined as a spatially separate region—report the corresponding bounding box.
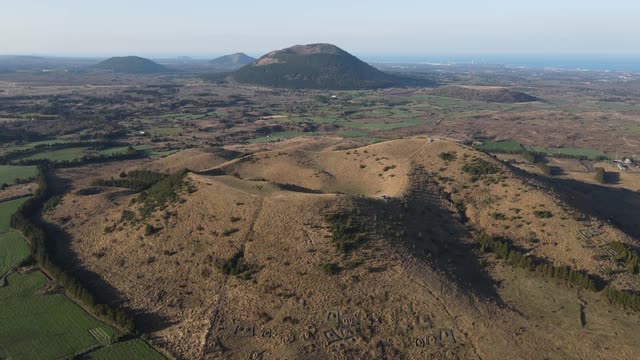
[209,53,255,70]
[430,85,540,103]
[94,56,168,74]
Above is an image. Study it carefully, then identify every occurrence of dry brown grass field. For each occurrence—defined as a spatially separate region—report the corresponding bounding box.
[43,138,640,359]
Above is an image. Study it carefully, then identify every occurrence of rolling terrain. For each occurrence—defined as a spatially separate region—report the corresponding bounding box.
[43,137,640,359]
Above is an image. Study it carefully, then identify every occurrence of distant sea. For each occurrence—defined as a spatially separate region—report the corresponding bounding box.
[363,54,640,73]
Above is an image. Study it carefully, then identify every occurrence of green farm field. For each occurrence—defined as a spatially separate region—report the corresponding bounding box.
[0,197,29,232]
[98,144,153,156]
[86,339,165,360]
[19,147,88,162]
[0,165,37,185]
[475,141,610,160]
[0,271,118,360]
[0,197,31,275]
[0,232,30,276]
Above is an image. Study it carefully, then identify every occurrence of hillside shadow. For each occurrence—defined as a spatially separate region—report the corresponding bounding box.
[43,171,176,333]
[604,171,621,185]
[506,164,640,240]
[41,220,177,333]
[549,177,640,239]
[369,169,503,303]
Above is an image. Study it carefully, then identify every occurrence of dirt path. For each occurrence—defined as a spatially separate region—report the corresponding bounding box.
[201,196,265,357]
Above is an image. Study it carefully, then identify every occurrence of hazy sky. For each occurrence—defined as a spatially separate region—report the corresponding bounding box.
[1,0,639,57]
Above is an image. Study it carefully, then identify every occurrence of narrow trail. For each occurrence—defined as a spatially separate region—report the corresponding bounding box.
[397,264,482,360]
[391,153,484,359]
[201,195,265,358]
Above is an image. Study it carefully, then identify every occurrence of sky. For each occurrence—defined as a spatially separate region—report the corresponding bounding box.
[1,0,639,58]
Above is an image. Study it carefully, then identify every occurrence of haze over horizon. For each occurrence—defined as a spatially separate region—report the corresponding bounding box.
[2,0,639,58]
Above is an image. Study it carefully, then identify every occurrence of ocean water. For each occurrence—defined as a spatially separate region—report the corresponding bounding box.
[363,54,640,73]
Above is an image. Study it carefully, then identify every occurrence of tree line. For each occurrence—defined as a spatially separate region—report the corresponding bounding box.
[475,144,609,161]
[477,233,640,310]
[93,170,167,192]
[9,166,136,332]
[478,234,597,291]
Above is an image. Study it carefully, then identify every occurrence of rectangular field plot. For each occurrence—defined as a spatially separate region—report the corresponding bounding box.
[474,141,524,153]
[18,147,88,162]
[97,145,153,156]
[250,131,316,143]
[86,339,165,360]
[547,147,610,160]
[0,165,37,185]
[0,232,30,275]
[0,272,118,360]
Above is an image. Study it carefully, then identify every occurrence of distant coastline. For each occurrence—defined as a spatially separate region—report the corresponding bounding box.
[364,54,640,73]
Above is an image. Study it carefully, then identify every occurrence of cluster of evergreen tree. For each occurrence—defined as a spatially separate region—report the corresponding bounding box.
[594,167,606,184]
[534,263,597,291]
[609,242,640,274]
[9,166,136,333]
[478,234,596,291]
[462,159,501,180]
[325,210,367,254]
[136,169,189,218]
[93,170,167,192]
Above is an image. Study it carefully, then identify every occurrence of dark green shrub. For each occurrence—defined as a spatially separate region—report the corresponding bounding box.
[462,159,500,177]
[322,262,341,275]
[490,212,507,220]
[218,250,252,278]
[222,228,240,236]
[120,210,136,222]
[609,242,640,274]
[144,224,156,236]
[439,152,457,161]
[533,210,553,219]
